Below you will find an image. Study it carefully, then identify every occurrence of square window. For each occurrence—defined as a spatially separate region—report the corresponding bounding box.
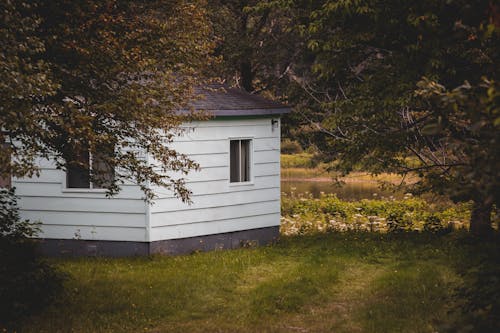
[230,139,251,183]
[66,145,114,189]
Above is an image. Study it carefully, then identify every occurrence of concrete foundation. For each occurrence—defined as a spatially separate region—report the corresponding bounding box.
[36,226,280,257]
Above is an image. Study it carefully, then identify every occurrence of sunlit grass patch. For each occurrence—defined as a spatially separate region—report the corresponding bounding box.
[358,262,457,333]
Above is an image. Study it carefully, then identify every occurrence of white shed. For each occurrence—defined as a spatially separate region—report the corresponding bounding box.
[14,87,290,256]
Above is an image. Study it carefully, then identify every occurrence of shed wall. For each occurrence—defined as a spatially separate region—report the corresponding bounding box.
[15,158,148,242]
[15,117,281,244]
[149,118,281,241]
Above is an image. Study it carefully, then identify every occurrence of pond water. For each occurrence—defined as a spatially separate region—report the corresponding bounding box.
[281,180,404,201]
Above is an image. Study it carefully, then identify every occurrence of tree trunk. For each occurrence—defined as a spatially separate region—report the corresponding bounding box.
[240,61,253,92]
[469,199,493,236]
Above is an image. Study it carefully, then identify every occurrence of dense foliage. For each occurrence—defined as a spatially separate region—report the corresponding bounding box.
[291,1,499,234]
[211,0,499,233]
[0,188,64,326]
[281,192,472,235]
[0,0,215,201]
[207,0,301,93]
[0,188,37,239]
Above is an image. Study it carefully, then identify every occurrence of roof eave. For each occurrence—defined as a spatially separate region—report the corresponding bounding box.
[210,107,291,117]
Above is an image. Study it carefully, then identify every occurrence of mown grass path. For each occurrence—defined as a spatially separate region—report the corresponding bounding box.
[18,233,498,332]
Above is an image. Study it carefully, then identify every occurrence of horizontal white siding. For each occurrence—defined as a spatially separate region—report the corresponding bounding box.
[155,149,279,169]
[161,137,278,159]
[13,170,142,187]
[15,117,282,243]
[150,117,281,241]
[19,196,145,214]
[39,224,146,242]
[15,160,148,242]
[151,187,280,213]
[13,169,63,184]
[179,121,279,140]
[150,213,280,240]
[151,200,279,227]
[21,211,145,228]
[14,182,144,199]
[182,119,279,128]
[160,162,279,184]
[152,175,280,198]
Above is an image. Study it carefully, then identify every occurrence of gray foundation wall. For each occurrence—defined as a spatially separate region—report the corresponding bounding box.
[36,226,280,257]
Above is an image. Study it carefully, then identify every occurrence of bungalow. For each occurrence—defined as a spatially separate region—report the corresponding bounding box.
[13,86,290,256]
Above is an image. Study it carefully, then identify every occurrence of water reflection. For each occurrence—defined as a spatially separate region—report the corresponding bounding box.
[281,180,403,201]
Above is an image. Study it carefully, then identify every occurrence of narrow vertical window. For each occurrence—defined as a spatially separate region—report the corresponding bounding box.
[230,140,239,182]
[67,149,90,188]
[91,146,115,188]
[230,139,251,183]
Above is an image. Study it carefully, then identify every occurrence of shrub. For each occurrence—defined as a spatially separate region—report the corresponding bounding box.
[280,193,470,236]
[281,139,303,154]
[423,214,447,233]
[280,153,316,168]
[0,188,38,239]
[386,210,414,232]
[0,188,65,327]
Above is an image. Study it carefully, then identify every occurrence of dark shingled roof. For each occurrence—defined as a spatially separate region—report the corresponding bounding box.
[189,85,291,117]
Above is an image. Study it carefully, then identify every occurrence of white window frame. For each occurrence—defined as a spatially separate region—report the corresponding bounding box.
[228,137,254,186]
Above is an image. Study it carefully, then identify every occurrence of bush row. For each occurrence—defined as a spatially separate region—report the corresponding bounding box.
[281,193,470,236]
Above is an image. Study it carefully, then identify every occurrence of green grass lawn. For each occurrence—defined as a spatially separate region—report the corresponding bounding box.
[17,232,499,333]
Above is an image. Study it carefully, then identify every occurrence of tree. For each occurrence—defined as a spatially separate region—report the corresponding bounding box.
[415,78,499,234]
[208,0,302,93]
[0,0,215,201]
[280,0,499,234]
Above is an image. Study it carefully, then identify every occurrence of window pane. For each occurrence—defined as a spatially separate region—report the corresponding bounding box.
[0,174,10,188]
[0,143,11,188]
[92,151,114,189]
[230,140,240,182]
[67,150,90,188]
[240,140,250,181]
